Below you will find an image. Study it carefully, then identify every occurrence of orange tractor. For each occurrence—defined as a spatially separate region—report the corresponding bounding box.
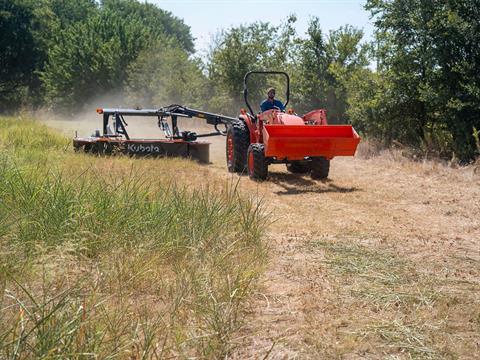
[226,71,360,180]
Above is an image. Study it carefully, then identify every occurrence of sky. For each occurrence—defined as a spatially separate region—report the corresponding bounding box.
[151,0,375,56]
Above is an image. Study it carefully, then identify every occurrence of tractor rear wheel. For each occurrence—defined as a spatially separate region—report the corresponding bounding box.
[286,161,310,174]
[310,157,330,179]
[247,144,268,181]
[226,120,250,173]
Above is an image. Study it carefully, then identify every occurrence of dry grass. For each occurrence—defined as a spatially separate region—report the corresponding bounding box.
[308,239,478,358]
[222,150,479,358]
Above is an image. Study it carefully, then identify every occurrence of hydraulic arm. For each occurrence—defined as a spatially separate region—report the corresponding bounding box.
[98,105,237,141]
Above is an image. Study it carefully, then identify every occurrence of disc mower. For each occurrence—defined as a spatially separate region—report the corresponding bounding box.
[73,105,237,163]
[226,71,360,180]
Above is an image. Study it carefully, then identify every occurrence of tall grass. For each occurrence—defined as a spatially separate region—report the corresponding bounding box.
[0,117,267,358]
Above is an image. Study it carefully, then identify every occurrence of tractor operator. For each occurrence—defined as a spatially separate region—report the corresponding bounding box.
[260,87,285,112]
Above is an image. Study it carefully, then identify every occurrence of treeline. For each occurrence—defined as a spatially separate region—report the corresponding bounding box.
[1,0,193,110]
[362,0,480,162]
[1,0,479,162]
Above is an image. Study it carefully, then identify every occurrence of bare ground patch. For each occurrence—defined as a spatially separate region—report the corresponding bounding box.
[227,154,479,359]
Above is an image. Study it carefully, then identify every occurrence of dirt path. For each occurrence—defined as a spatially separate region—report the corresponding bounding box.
[45,118,479,358]
[208,145,480,358]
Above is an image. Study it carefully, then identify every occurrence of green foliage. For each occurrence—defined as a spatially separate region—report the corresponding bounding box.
[207,17,297,113]
[42,11,154,110]
[48,0,97,27]
[365,0,480,161]
[0,0,37,110]
[290,18,329,114]
[473,127,480,154]
[292,20,369,121]
[127,41,209,108]
[0,0,194,113]
[101,0,194,53]
[343,68,385,137]
[205,16,369,118]
[207,22,275,110]
[0,0,99,110]
[41,0,194,112]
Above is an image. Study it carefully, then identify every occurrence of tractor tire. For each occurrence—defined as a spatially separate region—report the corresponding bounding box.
[310,157,330,180]
[247,143,268,181]
[226,120,250,173]
[286,161,310,174]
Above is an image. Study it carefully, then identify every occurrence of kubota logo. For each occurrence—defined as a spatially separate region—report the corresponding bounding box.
[127,144,161,153]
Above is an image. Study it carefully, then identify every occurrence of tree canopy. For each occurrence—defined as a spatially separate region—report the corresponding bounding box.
[364,0,480,161]
[0,0,194,112]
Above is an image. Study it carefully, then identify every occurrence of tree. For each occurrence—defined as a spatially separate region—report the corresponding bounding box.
[291,18,329,114]
[41,0,195,112]
[326,25,370,123]
[207,22,277,111]
[0,0,99,111]
[207,17,297,113]
[101,0,194,53]
[366,0,480,161]
[127,41,208,108]
[428,1,480,161]
[293,18,369,122]
[0,0,37,110]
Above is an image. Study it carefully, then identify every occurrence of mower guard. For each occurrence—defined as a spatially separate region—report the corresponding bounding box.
[263,124,360,160]
[73,138,210,163]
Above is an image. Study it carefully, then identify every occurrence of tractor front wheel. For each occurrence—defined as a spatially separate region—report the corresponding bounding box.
[226,120,250,173]
[310,157,330,179]
[247,144,268,181]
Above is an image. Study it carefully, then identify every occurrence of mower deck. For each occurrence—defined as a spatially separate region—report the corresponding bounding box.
[73,137,210,163]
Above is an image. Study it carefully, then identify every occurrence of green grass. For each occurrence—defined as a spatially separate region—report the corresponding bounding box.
[0,117,268,358]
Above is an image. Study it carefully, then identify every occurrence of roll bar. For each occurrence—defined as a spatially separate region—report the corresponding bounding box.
[243,71,290,116]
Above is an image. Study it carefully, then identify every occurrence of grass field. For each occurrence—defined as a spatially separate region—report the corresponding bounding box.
[0,117,267,358]
[1,116,479,359]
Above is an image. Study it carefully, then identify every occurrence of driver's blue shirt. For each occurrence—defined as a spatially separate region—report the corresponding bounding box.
[260,99,284,112]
